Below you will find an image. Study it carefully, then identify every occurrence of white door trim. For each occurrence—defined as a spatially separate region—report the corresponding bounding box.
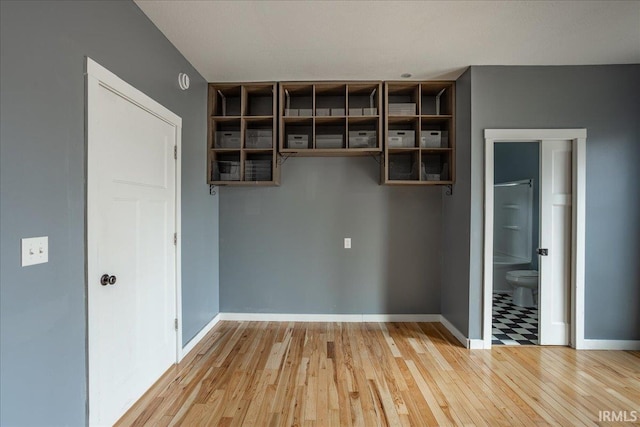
[86,57,183,422]
[483,129,586,350]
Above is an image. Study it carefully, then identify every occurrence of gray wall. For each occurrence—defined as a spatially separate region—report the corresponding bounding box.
[467,65,640,339]
[220,158,442,314]
[494,142,540,270]
[440,68,471,336]
[0,1,218,426]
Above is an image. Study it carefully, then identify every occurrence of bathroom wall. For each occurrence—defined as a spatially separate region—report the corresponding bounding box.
[467,65,640,340]
[494,142,540,270]
[0,1,218,425]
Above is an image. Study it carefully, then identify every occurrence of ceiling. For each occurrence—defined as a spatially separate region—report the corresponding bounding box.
[135,0,640,82]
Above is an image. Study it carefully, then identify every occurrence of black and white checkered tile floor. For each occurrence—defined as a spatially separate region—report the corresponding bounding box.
[492,292,538,345]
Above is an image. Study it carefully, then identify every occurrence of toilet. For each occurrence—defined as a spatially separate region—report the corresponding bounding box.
[506,270,539,308]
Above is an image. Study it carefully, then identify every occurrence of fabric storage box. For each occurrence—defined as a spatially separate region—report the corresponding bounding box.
[363,107,378,115]
[316,135,343,149]
[348,131,377,148]
[244,160,272,181]
[245,129,273,148]
[421,161,448,181]
[420,131,448,148]
[214,131,241,148]
[388,130,415,147]
[284,108,298,116]
[389,159,417,180]
[287,134,309,149]
[213,160,240,181]
[331,108,345,116]
[316,108,331,116]
[349,108,363,116]
[388,103,416,115]
[298,108,313,116]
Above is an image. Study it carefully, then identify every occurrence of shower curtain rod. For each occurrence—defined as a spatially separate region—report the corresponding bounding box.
[494,179,532,188]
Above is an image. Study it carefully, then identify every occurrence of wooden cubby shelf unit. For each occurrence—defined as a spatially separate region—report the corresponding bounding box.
[383,81,455,185]
[208,83,279,186]
[279,82,383,156]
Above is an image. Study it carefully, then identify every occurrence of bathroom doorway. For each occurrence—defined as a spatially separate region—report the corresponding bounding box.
[483,129,587,350]
[491,143,540,345]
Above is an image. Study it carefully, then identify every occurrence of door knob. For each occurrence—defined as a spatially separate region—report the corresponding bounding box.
[537,248,549,256]
[100,274,117,286]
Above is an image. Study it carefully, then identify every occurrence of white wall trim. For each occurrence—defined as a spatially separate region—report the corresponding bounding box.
[580,340,640,350]
[483,129,587,350]
[485,129,587,140]
[218,313,441,323]
[178,314,221,361]
[439,315,472,348]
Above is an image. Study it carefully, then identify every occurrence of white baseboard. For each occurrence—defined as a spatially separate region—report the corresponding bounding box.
[177,314,637,355]
[579,339,640,350]
[219,313,440,323]
[178,313,221,361]
[439,315,476,349]
[467,339,487,349]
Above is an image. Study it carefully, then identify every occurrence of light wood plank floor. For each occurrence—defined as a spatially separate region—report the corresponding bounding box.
[116,321,640,426]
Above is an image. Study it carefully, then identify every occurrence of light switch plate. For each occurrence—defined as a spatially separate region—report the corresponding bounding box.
[21,236,48,266]
[344,238,351,249]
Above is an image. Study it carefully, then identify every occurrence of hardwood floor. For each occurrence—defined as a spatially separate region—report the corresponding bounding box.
[116,321,640,426]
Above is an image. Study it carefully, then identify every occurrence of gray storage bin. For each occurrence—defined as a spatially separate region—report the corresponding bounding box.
[388,103,416,115]
[349,108,363,116]
[388,130,415,147]
[316,108,331,116]
[287,134,309,149]
[363,107,378,116]
[215,131,241,148]
[420,131,448,148]
[284,108,298,116]
[245,160,272,181]
[421,161,448,181]
[348,131,377,148]
[389,159,417,180]
[298,108,313,116]
[316,134,343,149]
[331,108,345,116]
[213,160,240,181]
[245,129,273,148]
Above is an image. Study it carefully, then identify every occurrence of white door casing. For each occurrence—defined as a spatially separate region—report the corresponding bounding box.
[483,129,586,350]
[86,58,182,426]
[539,140,572,345]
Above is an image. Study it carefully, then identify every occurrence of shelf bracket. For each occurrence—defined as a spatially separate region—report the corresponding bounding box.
[369,153,382,165]
[278,153,292,166]
[444,184,453,196]
[209,184,217,196]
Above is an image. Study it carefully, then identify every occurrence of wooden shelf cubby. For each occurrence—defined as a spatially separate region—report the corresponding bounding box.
[383,81,455,185]
[208,82,279,186]
[279,82,382,156]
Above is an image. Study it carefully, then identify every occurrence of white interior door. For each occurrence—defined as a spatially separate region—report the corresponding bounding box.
[87,61,179,426]
[539,139,572,345]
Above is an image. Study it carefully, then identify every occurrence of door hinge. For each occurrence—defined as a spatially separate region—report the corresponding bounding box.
[173,233,177,245]
[174,318,178,330]
[174,146,177,160]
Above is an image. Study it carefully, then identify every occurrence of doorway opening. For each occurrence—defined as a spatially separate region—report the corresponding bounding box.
[483,129,587,350]
[491,142,539,346]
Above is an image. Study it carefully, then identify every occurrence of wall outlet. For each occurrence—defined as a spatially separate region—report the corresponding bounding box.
[21,236,48,267]
[344,238,351,249]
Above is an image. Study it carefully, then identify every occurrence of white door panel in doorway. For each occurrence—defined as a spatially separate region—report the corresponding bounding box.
[539,140,572,346]
[87,58,181,426]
